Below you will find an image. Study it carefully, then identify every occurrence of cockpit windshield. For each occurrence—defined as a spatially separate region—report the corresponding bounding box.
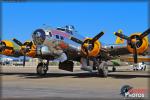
[56,25,75,35]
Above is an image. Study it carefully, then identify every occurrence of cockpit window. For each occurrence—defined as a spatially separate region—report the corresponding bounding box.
[56,28,65,31]
[60,36,64,40]
[56,35,59,39]
[56,25,75,35]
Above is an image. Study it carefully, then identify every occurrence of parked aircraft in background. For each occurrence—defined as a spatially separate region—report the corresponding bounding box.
[0,25,149,77]
[0,57,13,65]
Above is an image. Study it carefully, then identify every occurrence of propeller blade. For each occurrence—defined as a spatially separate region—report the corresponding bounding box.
[13,38,23,46]
[23,55,26,66]
[84,47,89,56]
[114,32,130,41]
[27,41,33,47]
[24,41,33,47]
[87,58,89,66]
[82,45,89,56]
[132,44,138,63]
[70,36,83,44]
[92,32,104,43]
[140,28,150,39]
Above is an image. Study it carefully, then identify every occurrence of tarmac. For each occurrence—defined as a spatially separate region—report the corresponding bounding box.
[0,65,150,100]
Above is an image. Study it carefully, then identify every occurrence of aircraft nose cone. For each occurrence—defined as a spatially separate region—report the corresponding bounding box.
[32,29,46,45]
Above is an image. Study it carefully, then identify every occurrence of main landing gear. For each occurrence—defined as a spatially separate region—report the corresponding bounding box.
[37,60,49,76]
[112,66,116,72]
[97,61,108,77]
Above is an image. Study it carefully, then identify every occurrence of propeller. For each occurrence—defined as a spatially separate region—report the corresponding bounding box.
[91,32,104,43]
[13,38,33,66]
[69,36,83,44]
[140,28,150,39]
[82,32,104,56]
[114,28,150,63]
[69,31,104,71]
[70,31,104,56]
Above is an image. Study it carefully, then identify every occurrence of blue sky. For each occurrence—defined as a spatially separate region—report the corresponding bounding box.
[2,1,149,44]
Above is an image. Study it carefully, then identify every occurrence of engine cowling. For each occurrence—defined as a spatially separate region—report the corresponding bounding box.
[21,41,37,57]
[81,38,101,57]
[127,33,149,54]
[0,40,14,55]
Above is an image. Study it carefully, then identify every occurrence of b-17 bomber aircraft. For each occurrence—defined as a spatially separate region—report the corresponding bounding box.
[0,25,149,77]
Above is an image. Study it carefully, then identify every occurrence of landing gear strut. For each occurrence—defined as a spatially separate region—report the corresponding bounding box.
[37,60,49,76]
[112,66,116,72]
[97,61,108,77]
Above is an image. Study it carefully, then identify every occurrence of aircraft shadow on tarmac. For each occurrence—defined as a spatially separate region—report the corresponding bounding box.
[0,71,150,79]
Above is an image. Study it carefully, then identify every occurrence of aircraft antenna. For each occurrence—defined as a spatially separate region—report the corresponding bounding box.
[43,24,51,30]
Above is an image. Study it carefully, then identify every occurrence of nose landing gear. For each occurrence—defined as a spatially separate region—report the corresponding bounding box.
[97,61,108,77]
[36,60,49,76]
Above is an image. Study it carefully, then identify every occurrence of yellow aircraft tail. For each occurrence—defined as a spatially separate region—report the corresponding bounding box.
[114,29,124,44]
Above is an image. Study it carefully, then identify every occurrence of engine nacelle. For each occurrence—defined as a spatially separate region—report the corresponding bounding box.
[81,38,101,57]
[127,33,149,54]
[22,41,37,57]
[0,40,14,55]
[26,45,36,58]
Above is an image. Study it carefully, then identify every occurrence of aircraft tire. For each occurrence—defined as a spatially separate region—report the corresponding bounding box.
[112,66,116,72]
[98,62,108,77]
[37,63,48,76]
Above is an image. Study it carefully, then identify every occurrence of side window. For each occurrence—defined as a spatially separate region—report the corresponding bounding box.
[56,35,59,39]
[60,36,64,40]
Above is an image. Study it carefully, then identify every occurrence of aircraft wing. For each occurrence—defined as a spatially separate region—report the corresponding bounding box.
[103,44,130,57]
[108,46,130,56]
[100,42,149,62]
